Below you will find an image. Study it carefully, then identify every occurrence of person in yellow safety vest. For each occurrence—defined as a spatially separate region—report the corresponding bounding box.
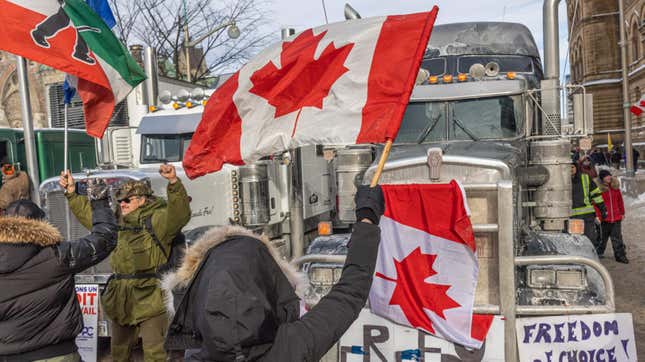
[571,162,607,251]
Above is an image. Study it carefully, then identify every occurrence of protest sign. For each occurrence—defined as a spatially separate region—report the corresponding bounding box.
[340,309,505,361]
[516,313,636,362]
[75,284,99,362]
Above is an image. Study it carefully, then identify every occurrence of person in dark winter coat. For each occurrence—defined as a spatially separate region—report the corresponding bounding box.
[595,170,629,263]
[634,147,640,170]
[610,148,622,169]
[163,185,384,362]
[578,155,598,178]
[571,162,607,249]
[0,177,117,362]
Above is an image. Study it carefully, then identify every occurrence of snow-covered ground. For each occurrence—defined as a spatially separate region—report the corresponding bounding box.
[603,193,645,360]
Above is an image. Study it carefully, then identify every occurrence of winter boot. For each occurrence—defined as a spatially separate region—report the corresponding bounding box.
[615,255,629,264]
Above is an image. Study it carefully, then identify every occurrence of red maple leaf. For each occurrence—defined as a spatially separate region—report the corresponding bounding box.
[376,247,461,333]
[249,29,354,135]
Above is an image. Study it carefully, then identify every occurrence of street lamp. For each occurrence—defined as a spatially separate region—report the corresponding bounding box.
[184,20,240,83]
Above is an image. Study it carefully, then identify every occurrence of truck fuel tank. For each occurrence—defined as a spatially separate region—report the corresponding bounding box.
[238,164,271,226]
[334,147,374,224]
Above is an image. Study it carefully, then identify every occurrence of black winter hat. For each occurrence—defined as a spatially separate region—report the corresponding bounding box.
[599,169,612,180]
[5,199,46,220]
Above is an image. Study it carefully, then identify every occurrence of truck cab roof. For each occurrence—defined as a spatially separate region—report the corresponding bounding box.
[428,22,540,58]
[410,79,526,102]
[137,108,202,135]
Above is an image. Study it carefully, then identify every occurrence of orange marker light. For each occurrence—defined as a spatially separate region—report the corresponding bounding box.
[318,221,333,236]
[442,74,453,83]
[457,73,468,82]
[428,76,439,84]
[172,102,183,110]
[148,105,157,112]
[507,72,517,80]
[568,219,585,235]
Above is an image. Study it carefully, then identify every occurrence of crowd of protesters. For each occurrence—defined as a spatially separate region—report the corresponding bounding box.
[0,163,385,362]
[572,145,640,173]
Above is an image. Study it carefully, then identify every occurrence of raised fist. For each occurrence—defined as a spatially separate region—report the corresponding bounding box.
[159,164,178,184]
[355,185,385,225]
[59,170,75,194]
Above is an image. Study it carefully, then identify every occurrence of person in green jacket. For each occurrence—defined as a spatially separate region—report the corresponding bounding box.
[59,164,191,362]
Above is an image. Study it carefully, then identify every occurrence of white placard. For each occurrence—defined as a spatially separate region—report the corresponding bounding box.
[75,284,99,362]
[516,313,637,362]
[339,309,505,361]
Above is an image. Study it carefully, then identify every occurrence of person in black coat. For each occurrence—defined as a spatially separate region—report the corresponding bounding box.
[163,185,384,361]
[0,177,117,362]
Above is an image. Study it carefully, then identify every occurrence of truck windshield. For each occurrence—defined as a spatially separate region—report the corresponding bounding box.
[141,134,193,163]
[396,94,524,143]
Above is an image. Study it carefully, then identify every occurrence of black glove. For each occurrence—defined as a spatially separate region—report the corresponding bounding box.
[355,185,384,225]
[598,204,608,220]
[86,178,109,201]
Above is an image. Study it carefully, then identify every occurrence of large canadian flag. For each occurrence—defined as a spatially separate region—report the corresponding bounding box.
[370,182,494,349]
[183,8,439,179]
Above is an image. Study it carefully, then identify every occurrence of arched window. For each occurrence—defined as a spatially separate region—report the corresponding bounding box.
[631,22,640,62]
[572,40,583,82]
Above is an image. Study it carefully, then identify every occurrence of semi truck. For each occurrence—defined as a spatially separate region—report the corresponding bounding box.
[38,5,617,361]
[0,127,96,183]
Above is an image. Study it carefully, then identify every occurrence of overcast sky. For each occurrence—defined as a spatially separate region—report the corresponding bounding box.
[261,0,571,77]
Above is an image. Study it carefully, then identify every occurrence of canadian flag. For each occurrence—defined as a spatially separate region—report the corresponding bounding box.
[630,95,645,116]
[369,182,494,349]
[183,8,439,179]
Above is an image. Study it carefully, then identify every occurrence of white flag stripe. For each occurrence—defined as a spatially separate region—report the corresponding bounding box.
[7,0,59,16]
[95,56,132,104]
[235,17,385,162]
[455,180,471,216]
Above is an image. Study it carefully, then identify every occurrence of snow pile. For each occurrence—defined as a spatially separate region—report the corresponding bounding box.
[624,193,645,216]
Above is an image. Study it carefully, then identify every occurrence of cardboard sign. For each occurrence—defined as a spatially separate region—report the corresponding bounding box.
[579,137,593,151]
[339,309,505,361]
[75,284,99,362]
[516,313,637,362]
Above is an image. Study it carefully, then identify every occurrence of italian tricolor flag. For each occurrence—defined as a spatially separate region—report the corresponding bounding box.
[0,0,145,137]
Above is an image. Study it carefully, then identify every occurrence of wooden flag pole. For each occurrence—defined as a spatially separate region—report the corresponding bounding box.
[370,139,393,187]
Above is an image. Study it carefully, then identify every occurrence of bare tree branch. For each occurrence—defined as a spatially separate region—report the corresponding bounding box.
[110,0,271,84]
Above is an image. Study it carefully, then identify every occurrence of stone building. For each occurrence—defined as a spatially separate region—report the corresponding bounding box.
[0,51,63,129]
[567,0,645,146]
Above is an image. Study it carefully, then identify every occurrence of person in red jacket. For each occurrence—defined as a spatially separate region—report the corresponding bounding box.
[595,169,629,263]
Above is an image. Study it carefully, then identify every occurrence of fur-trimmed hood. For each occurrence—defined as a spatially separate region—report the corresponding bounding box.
[0,217,63,274]
[161,225,307,316]
[0,217,62,246]
[595,176,620,192]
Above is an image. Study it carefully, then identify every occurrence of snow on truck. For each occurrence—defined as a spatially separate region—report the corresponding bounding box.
[39,8,618,362]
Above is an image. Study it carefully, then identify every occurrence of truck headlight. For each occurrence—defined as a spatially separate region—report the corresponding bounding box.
[529,269,556,287]
[309,266,343,286]
[527,267,586,290]
[310,267,334,285]
[556,269,586,289]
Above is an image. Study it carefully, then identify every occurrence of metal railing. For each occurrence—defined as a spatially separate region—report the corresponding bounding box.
[515,255,616,315]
